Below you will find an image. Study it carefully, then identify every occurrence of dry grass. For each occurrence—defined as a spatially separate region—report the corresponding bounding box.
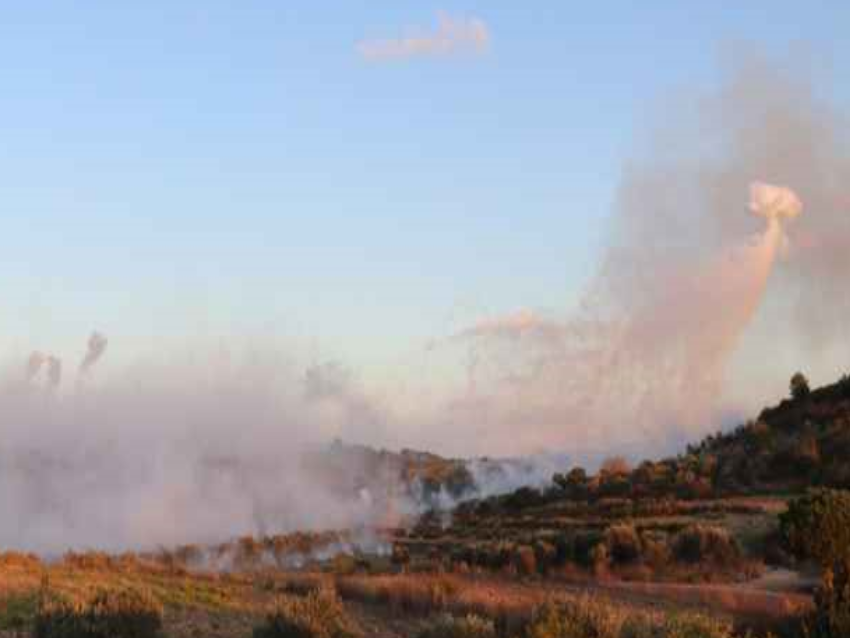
[34,586,163,638]
[334,574,659,637]
[0,548,810,637]
[253,588,359,638]
[0,551,272,637]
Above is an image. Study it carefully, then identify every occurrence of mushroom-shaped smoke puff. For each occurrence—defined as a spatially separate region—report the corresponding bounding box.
[80,331,108,374]
[46,356,62,389]
[26,351,46,382]
[749,181,803,222]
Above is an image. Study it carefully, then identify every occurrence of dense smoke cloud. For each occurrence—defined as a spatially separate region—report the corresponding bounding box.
[440,51,850,456]
[0,348,403,553]
[0,51,847,553]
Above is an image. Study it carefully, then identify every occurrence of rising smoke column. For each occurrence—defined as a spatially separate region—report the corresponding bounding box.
[430,52,850,459]
[446,182,803,455]
[46,356,62,390]
[79,332,108,375]
[26,352,45,382]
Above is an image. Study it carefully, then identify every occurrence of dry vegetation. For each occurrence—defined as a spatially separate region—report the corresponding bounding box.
[4,375,850,637]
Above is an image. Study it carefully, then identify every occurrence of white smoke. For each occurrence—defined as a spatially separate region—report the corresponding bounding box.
[427,52,848,458]
[0,346,404,553]
[0,51,847,554]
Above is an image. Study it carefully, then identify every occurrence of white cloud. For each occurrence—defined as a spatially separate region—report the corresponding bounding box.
[357,12,490,62]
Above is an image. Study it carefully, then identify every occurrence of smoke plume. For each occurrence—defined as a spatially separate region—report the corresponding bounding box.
[79,332,108,375]
[46,356,62,391]
[0,51,847,554]
[439,51,849,457]
[26,352,45,382]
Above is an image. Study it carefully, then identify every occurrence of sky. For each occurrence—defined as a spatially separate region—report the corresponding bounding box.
[1,2,849,406]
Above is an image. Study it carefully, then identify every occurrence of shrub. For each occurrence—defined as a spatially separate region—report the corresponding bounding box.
[416,614,497,638]
[672,525,739,566]
[34,588,163,638]
[0,592,39,631]
[253,589,359,638]
[391,544,410,568]
[604,524,642,565]
[335,574,459,615]
[0,551,43,571]
[573,532,604,568]
[331,554,359,576]
[805,558,850,637]
[791,372,811,401]
[514,546,537,576]
[661,613,735,638]
[526,597,624,638]
[504,487,547,511]
[279,575,328,598]
[600,457,631,477]
[598,475,632,499]
[554,468,589,499]
[621,614,737,637]
[620,617,657,638]
[640,532,671,572]
[534,541,558,573]
[780,489,850,566]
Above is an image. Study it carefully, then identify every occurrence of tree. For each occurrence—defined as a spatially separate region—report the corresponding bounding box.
[791,372,811,401]
[780,488,850,566]
[600,456,631,477]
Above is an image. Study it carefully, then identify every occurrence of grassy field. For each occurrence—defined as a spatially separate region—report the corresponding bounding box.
[0,546,811,638]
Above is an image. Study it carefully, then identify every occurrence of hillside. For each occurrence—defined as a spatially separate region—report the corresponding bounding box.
[396,373,850,584]
[3,375,848,638]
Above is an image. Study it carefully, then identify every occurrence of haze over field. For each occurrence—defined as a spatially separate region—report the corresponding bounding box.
[0,4,849,552]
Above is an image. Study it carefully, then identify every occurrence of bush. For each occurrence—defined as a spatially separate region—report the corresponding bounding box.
[526,597,624,638]
[504,487,547,511]
[805,558,850,637]
[0,592,39,631]
[600,457,631,477]
[572,532,604,569]
[604,525,642,565]
[278,575,327,598]
[622,613,736,638]
[640,532,672,572]
[780,489,850,566]
[661,613,735,638]
[416,614,497,638]
[514,546,537,576]
[335,574,459,616]
[253,589,358,638]
[34,588,163,638]
[672,525,739,566]
[791,372,811,401]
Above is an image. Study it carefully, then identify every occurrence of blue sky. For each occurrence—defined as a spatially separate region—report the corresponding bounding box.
[1,2,847,380]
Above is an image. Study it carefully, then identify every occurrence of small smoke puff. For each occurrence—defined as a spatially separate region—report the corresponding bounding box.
[46,356,62,388]
[80,332,108,374]
[26,352,45,381]
[749,182,803,222]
